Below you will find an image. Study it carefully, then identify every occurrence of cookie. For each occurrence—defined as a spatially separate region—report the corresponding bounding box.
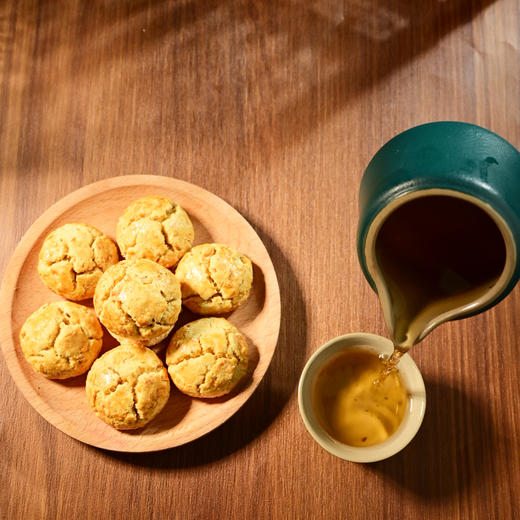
[165,317,249,398]
[19,301,103,379]
[86,343,170,430]
[116,196,194,268]
[38,223,119,301]
[93,259,181,346]
[175,244,253,315]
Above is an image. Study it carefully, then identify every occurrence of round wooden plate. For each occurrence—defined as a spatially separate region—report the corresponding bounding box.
[0,175,281,452]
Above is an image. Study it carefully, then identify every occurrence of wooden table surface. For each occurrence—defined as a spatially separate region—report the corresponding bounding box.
[1,1,519,518]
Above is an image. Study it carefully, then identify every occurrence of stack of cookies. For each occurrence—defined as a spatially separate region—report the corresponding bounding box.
[20,196,253,430]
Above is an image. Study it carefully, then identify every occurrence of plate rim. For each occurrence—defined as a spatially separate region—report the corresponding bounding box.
[0,174,281,452]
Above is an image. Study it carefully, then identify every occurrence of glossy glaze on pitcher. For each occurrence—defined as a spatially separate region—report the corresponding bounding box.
[365,189,516,351]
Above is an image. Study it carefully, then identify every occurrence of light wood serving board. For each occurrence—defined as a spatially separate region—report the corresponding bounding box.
[0,175,281,452]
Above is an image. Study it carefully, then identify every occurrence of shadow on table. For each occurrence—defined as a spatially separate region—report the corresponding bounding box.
[263,0,499,149]
[9,0,498,175]
[101,226,307,467]
[366,379,498,499]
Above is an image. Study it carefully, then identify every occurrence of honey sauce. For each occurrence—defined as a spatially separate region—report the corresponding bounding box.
[374,195,507,353]
[312,349,408,447]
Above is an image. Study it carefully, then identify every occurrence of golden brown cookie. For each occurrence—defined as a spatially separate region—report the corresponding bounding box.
[38,223,119,301]
[93,259,181,346]
[86,343,170,430]
[165,317,249,398]
[19,301,103,379]
[175,244,253,315]
[116,196,194,268]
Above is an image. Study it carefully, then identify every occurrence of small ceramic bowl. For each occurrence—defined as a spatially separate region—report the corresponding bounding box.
[298,333,426,463]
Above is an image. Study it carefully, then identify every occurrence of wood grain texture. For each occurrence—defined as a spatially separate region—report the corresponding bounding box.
[1,0,519,518]
[0,175,280,451]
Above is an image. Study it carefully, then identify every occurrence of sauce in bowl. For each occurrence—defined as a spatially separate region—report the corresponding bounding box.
[312,348,408,447]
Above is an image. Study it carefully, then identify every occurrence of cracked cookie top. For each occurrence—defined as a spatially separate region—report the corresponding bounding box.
[94,259,181,346]
[38,223,119,301]
[165,317,249,398]
[86,343,170,430]
[175,244,253,315]
[116,196,194,268]
[20,301,103,379]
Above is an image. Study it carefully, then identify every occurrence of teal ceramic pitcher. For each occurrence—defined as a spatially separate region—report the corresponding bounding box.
[357,122,520,348]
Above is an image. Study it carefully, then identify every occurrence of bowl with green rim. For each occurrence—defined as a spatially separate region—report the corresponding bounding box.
[357,122,520,344]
